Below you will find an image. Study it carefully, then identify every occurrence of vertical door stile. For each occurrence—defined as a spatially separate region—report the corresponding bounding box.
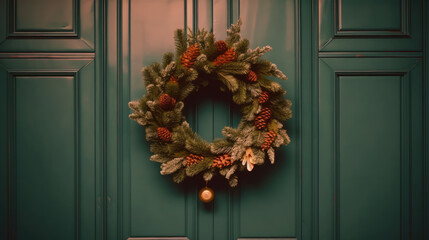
[212,2,232,240]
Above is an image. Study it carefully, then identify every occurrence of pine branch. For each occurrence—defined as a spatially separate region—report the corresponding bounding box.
[174,29,187,57]
[228,175,238,187]
[257,76,283,92]
[162,52,175,68]
[185,157,212,176]
[210,139,233,154]
[203,171,214,182]
[142,67,155,86]
[252,59,272,74]
[267,63,288,80]
[186,27,197,46]
[185,136,211,155]
[173,168,186,183]
[218,62,250,75]
[233,38,249,54]
[238,46,272,64]
[270,99,292,121]
[150,154,170,163]
[161,157,185,175]
[226,19,242,46]
[267,147,275,164]
[218,72,239,92]
[232,81,247,104]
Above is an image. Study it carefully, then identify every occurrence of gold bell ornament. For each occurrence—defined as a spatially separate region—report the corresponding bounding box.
[199,186,214,203]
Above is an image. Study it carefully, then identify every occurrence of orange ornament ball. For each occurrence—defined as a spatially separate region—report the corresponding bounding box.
[199,187,214,203]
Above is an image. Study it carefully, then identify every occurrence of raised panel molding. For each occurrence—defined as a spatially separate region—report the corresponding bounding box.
[0,54,98,240]
[318,57,424,240]
[0,0,94,51]
[11,0,77,36]
[335,74,408,240]
[12,75,78,240]
[335,0,408,37]
[318,0,422,51]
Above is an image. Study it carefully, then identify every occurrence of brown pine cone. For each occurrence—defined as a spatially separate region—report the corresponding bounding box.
[185,154,205,166]
[215,40,228,54]
[258,91,269,104]
[213,48,236,66]
[212,154,232,168]
[246,70,258,83]
[261,130,277,151]
[157,127,172,142]
[254,107,272,129]
[158,93,176,110]
[181,44,200,69]
[169,76,179,83]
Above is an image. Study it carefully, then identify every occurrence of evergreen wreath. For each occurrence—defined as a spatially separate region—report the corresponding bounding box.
[129,20,292,187]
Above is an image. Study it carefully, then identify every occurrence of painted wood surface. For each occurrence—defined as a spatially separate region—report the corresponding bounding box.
[0,0,427,240]
[0,54,101,240]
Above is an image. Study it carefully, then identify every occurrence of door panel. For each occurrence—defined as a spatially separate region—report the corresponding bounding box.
[318,57,424,240]
[0,0,94,51]
[0,55,99,239]
[234,0,297,238]
[15,0,74,32]
[127,0,193,238]
[15,76,77,240]
[339,0,401,31]
[319,0,422,51]
[338,75,402,239]
[121,0,299,239]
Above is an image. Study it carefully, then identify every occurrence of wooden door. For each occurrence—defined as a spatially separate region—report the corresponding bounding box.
[0,0,102,239]
[106,0,299,240]
[1,0,427,240]
[316,0,426,239]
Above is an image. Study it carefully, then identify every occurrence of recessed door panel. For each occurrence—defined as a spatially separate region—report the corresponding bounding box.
[15,0,75,32]
[318,57,424,240]
[338,76,402,240]
[0,56,98,240]
[319,0,422,51]
[15,76,76,240]
[0,0,94,51]
[128,0,191,238]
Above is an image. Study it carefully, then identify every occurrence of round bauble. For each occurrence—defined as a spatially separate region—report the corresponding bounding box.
[199,187,215,203]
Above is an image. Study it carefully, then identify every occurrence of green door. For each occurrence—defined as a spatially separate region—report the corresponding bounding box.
[109,1,299,239]
[316,0,425,239]
[0,0,103,239]
[1,0,427,240]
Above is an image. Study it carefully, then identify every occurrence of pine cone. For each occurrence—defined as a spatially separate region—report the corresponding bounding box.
[246,70,258,83]
[213,48,236,66]
[215,40,228,54]
[258,91,269,104]
[169,76,179,83]
[254,107,272,129]
[212,154,232,168]
[181,44,200,69]
[261,130,277,151]
[159,93,176,110]
[157,127,172,142]
[185,154,205,166]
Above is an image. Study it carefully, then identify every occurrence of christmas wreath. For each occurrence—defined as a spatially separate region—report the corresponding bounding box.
[129,20,292,187]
